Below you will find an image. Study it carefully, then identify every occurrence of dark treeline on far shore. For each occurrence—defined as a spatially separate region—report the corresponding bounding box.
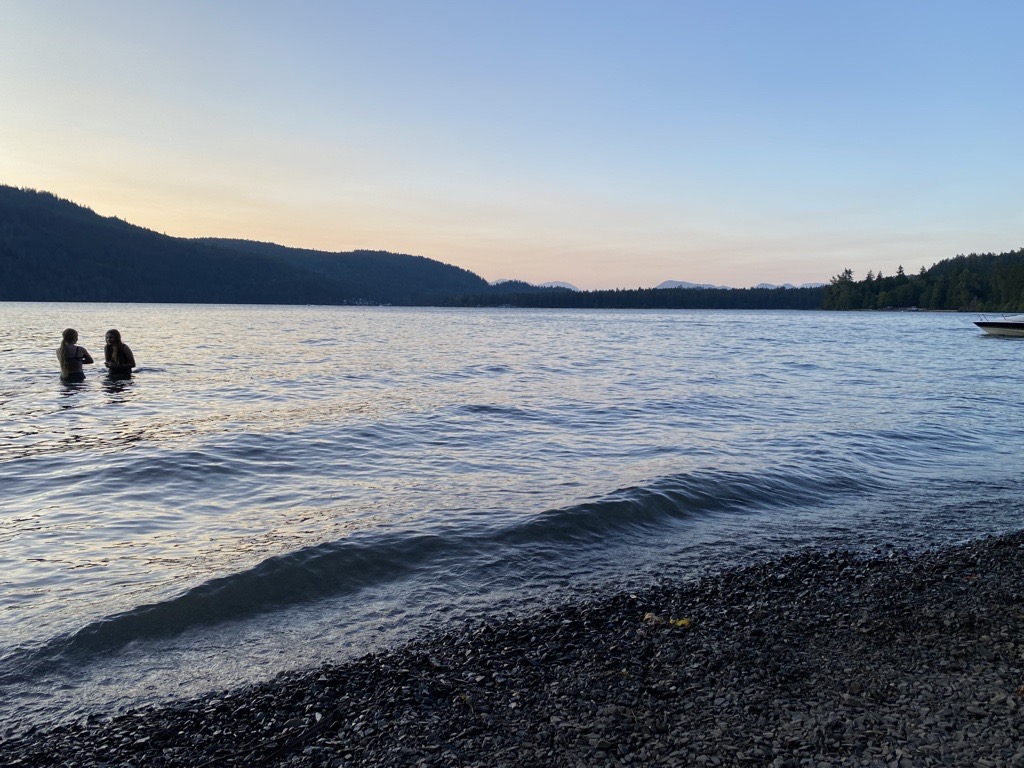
[823,249,1024,312]
[2,185,1021,311]
[444,284,826,310]
[461,249,1024,311]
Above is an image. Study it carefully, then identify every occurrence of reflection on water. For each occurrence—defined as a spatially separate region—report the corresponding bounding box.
[102,373,134,399]
[58,380,86,406]
[1,302,1023,727]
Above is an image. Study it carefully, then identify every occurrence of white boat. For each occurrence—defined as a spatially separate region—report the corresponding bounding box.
[974,314,1024,337]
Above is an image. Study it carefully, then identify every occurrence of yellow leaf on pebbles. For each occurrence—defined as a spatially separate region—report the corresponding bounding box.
[643,613,692,628]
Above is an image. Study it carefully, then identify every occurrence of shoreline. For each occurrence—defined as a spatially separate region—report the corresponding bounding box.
[4,531,1023,767]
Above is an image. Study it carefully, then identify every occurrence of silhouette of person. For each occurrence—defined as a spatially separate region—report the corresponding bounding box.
[57,328,94,382]
[104,329,136,376]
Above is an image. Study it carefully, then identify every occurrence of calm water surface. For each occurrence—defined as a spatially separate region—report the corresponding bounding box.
[1,303,1022,729]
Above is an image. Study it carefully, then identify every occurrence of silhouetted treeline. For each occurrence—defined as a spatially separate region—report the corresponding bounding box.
[0,186,489,305]
[445,284,825,310]
[5,184,1021,311]
[822,249,1024,311]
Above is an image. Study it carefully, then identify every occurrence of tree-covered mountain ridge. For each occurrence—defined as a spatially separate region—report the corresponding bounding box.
[2,185,1020,310]
[822,249,1024,312]
[0,185,490,305]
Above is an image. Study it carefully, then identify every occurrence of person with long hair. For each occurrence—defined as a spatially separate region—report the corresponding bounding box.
[104,329,136,376]
[57,328,94,382]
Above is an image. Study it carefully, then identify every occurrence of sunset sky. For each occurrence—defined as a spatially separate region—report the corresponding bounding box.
[2,1,1021,290]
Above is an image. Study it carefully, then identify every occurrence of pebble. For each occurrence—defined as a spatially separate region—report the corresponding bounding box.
[2,531,1024,766]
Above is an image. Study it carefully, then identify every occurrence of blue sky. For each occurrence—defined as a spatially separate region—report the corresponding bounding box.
[2,1,1021,289]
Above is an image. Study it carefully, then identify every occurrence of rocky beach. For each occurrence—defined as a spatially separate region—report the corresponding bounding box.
[3,531,1023,767]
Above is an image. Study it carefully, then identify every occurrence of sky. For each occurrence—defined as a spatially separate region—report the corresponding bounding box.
[1,1,1021,290]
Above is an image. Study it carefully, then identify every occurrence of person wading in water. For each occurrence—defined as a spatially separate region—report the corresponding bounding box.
[57,328,94,382]
[104,329,136,376]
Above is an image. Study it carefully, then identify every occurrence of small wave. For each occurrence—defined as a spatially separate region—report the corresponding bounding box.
[427,364,514,382]
[0,462,870,685]
[499,465,865,546]
[457,403,544,420]
[0,531,444,683]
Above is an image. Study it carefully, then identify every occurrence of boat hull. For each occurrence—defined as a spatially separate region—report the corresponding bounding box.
[975,321,1024,337]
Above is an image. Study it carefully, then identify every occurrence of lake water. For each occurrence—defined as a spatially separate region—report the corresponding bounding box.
[1,303,1022,731]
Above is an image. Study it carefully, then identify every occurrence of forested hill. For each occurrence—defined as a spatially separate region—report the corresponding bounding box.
[0,186,490,305]
[192,238,487,305]
[822,249,1024,311]
[4,185,1019,311]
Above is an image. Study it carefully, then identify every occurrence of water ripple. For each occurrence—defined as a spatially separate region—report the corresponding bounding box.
[2,304,1023,727]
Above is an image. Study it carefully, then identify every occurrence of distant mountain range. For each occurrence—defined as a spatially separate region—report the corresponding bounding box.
[0,184,870,310]
[501,279,827,292]
[0,186,490,305]
[538,281,581,291]
[493,279,581,291]
[655,279,731,290]
[657,279,826,290]
[754,281,827,290]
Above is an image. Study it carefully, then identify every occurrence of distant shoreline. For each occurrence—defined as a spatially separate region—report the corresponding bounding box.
[0,298,967,312]
[4,187,1023,312]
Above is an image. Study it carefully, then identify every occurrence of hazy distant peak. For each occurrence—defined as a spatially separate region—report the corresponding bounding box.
[655,279,732,290]
[755,281,829,289]
[491,278,580,291]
